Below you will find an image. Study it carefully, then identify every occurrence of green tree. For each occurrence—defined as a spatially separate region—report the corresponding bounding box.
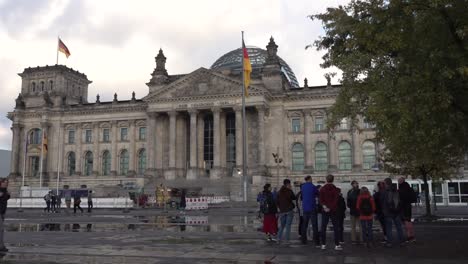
[311,0,468,216]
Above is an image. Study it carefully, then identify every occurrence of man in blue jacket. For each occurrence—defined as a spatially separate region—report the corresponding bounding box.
[300,175,319,246]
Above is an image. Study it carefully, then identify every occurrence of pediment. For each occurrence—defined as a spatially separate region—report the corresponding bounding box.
[144,68,268,102]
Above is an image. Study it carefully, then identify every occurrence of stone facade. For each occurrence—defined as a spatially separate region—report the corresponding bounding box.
[7,38,390,200]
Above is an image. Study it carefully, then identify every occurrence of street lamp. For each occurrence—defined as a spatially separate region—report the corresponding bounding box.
[272,146,283,188]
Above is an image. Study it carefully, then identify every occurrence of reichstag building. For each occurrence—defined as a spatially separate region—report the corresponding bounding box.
[7,37,389,199]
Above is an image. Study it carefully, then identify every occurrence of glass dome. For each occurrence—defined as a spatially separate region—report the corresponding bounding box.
[210,46,299,88]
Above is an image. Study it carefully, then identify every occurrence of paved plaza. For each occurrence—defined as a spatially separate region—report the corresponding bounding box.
[0,205,467,263]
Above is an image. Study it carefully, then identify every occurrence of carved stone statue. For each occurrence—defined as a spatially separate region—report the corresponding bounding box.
[15,94,25,109]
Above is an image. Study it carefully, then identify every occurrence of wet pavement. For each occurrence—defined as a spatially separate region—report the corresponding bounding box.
[1,207,468,263]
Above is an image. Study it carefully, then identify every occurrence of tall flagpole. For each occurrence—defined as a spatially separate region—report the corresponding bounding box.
[56,124,62,196]
[241,31,248,202]
[19,129,27,212]
[39,129,44,189]
[56,36,59,65]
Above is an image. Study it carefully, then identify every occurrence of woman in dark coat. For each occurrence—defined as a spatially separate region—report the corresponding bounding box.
[261,183,278,241]
[179,189,186,210]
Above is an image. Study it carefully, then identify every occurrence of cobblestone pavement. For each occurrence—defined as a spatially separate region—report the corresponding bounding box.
[0,206,467,263]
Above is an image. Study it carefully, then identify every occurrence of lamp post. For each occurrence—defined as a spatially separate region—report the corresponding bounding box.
[272,146,283,189]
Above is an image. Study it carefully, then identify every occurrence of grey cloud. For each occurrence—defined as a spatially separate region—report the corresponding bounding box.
[0,0,51,38]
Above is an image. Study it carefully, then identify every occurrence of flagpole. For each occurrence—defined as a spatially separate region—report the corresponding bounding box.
[56,36,59,65]
[56,124,61,197]
[39,129,44,189]
[241,31,248,202]
[19,129,27,212]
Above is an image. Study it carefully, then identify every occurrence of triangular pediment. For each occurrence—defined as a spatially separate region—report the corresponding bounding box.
[144,68,268,102]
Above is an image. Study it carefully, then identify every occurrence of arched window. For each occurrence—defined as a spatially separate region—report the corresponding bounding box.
[102,151,111,176]
[31,82,36,92]
[40,81,45,91]
[67,152,76,175]
[29,128,42,144]
[84,151,93,176]
[362,141,376,170]
[120,149,129,175]
[338,141,352,171]
[292,143,304,171]
[49,80,53,90]
[138,149,146,175]
[315,142,328,171]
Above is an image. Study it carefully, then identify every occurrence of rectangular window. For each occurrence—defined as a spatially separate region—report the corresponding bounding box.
[292,118,301,133]
[103,129,110,142]
[315,116,324,131]
[85,129,92,143]
[363,119,375,129]
[120,128,128,141]
[31,156,40,177]
[68,130,75,144]
[339,118,348,130]
[139,127,146,140]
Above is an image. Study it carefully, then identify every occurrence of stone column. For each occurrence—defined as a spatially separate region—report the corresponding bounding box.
[110,121,118,176]
[211,107,222,179]
[187,109,198,180]
[75,124,82,175]
[234,106,243,176]
[128,120,136,176]
[40,122,49,182]
[9,124,21,176]
[303,109,314,172]
[92,122,99,176]
[328,132,337,172]
[197,114,204,172]
[146,112,157,175]
[257,106,266,171]
[352,128,362,172]
[165,111,177,180]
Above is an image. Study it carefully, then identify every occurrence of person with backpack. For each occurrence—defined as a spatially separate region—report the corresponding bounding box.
[300,176,320,246]
[261,184,278,242]
[398,177,416,243]
[73,194,84,214]
[347,180,362,244]
[319,174,342,251]
[356,186,376,248]
[336,188,346,245]
[381,178,405,248]
[276,179,296,245]
[373,181,387,243]
[43,191,52,213]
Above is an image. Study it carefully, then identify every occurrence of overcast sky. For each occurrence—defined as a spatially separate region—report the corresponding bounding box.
[0,0,349,150]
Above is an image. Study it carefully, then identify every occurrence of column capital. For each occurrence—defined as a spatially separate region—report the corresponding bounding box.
[302,108,313,116]
[167,110,177,117]
[188,108,198,115]
[11,123,21,131]
[147,112,160,118]
[233,105,242,112]
[40,122,50,129]
[211,106,221,114]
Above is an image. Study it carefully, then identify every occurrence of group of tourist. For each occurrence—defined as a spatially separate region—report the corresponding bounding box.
[258,174,417,250]
[43,190,94,214]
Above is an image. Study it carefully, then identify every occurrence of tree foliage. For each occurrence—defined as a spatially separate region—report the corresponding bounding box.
[311,0,468,215]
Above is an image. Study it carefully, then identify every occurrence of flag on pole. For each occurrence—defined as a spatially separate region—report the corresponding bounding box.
[58,38,71,58]
[42,131,48,155]
[242,40,252,96]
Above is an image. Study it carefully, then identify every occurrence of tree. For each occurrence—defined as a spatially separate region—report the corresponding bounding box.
[311,0,468,216]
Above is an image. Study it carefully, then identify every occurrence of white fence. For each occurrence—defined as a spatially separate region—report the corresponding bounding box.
[8,197,133,208]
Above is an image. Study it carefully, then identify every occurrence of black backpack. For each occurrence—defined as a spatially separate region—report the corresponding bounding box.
[387,191,400,213]
[360,197,373,216]
[260,193,270,214]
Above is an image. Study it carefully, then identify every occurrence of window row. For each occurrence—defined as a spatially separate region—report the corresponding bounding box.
[291,141,377,172]
[30,80,54,93]
[67,127,146,144]
[66,149,146,176]
[290,117,375,133]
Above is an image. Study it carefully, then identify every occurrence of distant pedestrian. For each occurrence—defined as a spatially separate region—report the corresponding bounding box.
[73,194,83,214]
[0,179,10,252]
[347,180,362,244]
[319,174,342,251]
[398,177,417,243]
[64,190,72,213]
[276,179,296,244]
[382,178,405,247]
[373,181,387,243]
[180,189,186,210]
[51,192,57,213]
[356,186,376,247]
[260,184,278,242]
[336,188,346,245]
[43,191,52,213]
[57,194,62,210]
[300,176,320,246]
[87,190,93,213]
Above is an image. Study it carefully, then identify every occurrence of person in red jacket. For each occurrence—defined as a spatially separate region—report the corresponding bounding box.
[319,174,342,251]
[356,186,376,248]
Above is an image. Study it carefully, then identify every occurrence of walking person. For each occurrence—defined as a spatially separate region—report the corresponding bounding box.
[73,194,84,214]
[382,178,405,247]
[56,193,62,212]
[51,192,57,213]
[276,179,296,245]
[373,181,387,243]
[319,174,342,251]
[347,180,362,244]
[398,177,416,243]
[0,179,10,252]
[43,191,52,213]
[87,190,93,213]
[356,186,376,248]
[336,188,347,245]
[300,176,320,246]
[260,184,278,242]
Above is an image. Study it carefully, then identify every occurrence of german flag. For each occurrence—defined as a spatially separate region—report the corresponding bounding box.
[242,40,252,96]
[58,38,71,58]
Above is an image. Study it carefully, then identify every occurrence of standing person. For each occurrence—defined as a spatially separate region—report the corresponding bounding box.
[87,190,93,213]
[373,181,387,243]
[295,186,303,239]
[43,191,52,213]
[0,179,10,252]
[319,174,342,251]
[382,178,405,247]
[272,187,278,203]
[73,194,83,214]
[260,184,278,242]
[51,192,57,213]
[179,189,186,210]
[276,179,296,245]
[398,177,416,243]
[336,188,347,245]
[64,189,72,213]
[356,186,376,248]
[347,180,362,244]
[300,176,320,246]
[156,184,164,208]
[316,185,323,244]
[56,193,62,212]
